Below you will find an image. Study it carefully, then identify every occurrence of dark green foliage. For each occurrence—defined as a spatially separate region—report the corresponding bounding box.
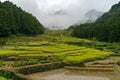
[0,69,30,80]
[0,38,6,48]
[72,2,120,42]
[0,70,13,79]
[0,1,44,37]
[65,61,85,67]
[0,27,11,37]
[0,60,4,67]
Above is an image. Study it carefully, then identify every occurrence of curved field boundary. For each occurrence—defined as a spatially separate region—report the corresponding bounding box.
[65,65,114,72]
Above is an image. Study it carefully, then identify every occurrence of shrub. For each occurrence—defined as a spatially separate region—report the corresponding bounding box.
[0,69,30,80]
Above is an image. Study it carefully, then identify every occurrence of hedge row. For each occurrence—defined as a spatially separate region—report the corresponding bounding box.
[14,62,65,75]
[0,69,31,80]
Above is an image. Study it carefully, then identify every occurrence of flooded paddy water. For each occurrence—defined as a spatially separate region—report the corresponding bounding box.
[27,68,118,80]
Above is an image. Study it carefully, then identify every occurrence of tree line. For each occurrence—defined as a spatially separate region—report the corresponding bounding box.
[72,2,120,42]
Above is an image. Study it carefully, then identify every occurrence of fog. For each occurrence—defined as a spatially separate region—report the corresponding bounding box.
[0,0,120,29]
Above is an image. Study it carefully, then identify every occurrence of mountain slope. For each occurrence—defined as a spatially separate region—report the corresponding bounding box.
[0,1,44,37]
[85,9,103,22]
[72,2,120,42]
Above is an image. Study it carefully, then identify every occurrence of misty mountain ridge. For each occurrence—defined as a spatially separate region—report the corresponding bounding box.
[49,9,68,16]
[47,9,103,30]
[85,9,104,23]
[67,9,104,28]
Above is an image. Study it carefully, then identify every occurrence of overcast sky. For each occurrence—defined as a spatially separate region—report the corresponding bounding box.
[1,0,120,29]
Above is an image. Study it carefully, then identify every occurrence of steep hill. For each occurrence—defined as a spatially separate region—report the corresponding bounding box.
[72,2,120,42]
[0,1,44,37]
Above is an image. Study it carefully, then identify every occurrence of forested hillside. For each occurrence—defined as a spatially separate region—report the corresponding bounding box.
[72,2,120,42]
[0,1,44,37]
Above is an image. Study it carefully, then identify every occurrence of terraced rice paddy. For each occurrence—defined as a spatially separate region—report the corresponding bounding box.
[0,35,114,68]
[0,31,120,80]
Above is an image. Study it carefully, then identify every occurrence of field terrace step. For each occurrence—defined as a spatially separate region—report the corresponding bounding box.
[86,65,114,68]
[65,66,114,72]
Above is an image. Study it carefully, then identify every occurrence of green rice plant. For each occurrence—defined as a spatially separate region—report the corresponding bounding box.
[0,76,9,80]
[12,59,39,67]
[12,61,26,67]
[0,60,4,67]
[65,48,114,63]
[26,59,38,65]
[0,31,118,68]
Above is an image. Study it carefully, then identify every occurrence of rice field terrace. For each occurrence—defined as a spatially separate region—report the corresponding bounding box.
[0,30,120,80]
[0,31,116,67]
